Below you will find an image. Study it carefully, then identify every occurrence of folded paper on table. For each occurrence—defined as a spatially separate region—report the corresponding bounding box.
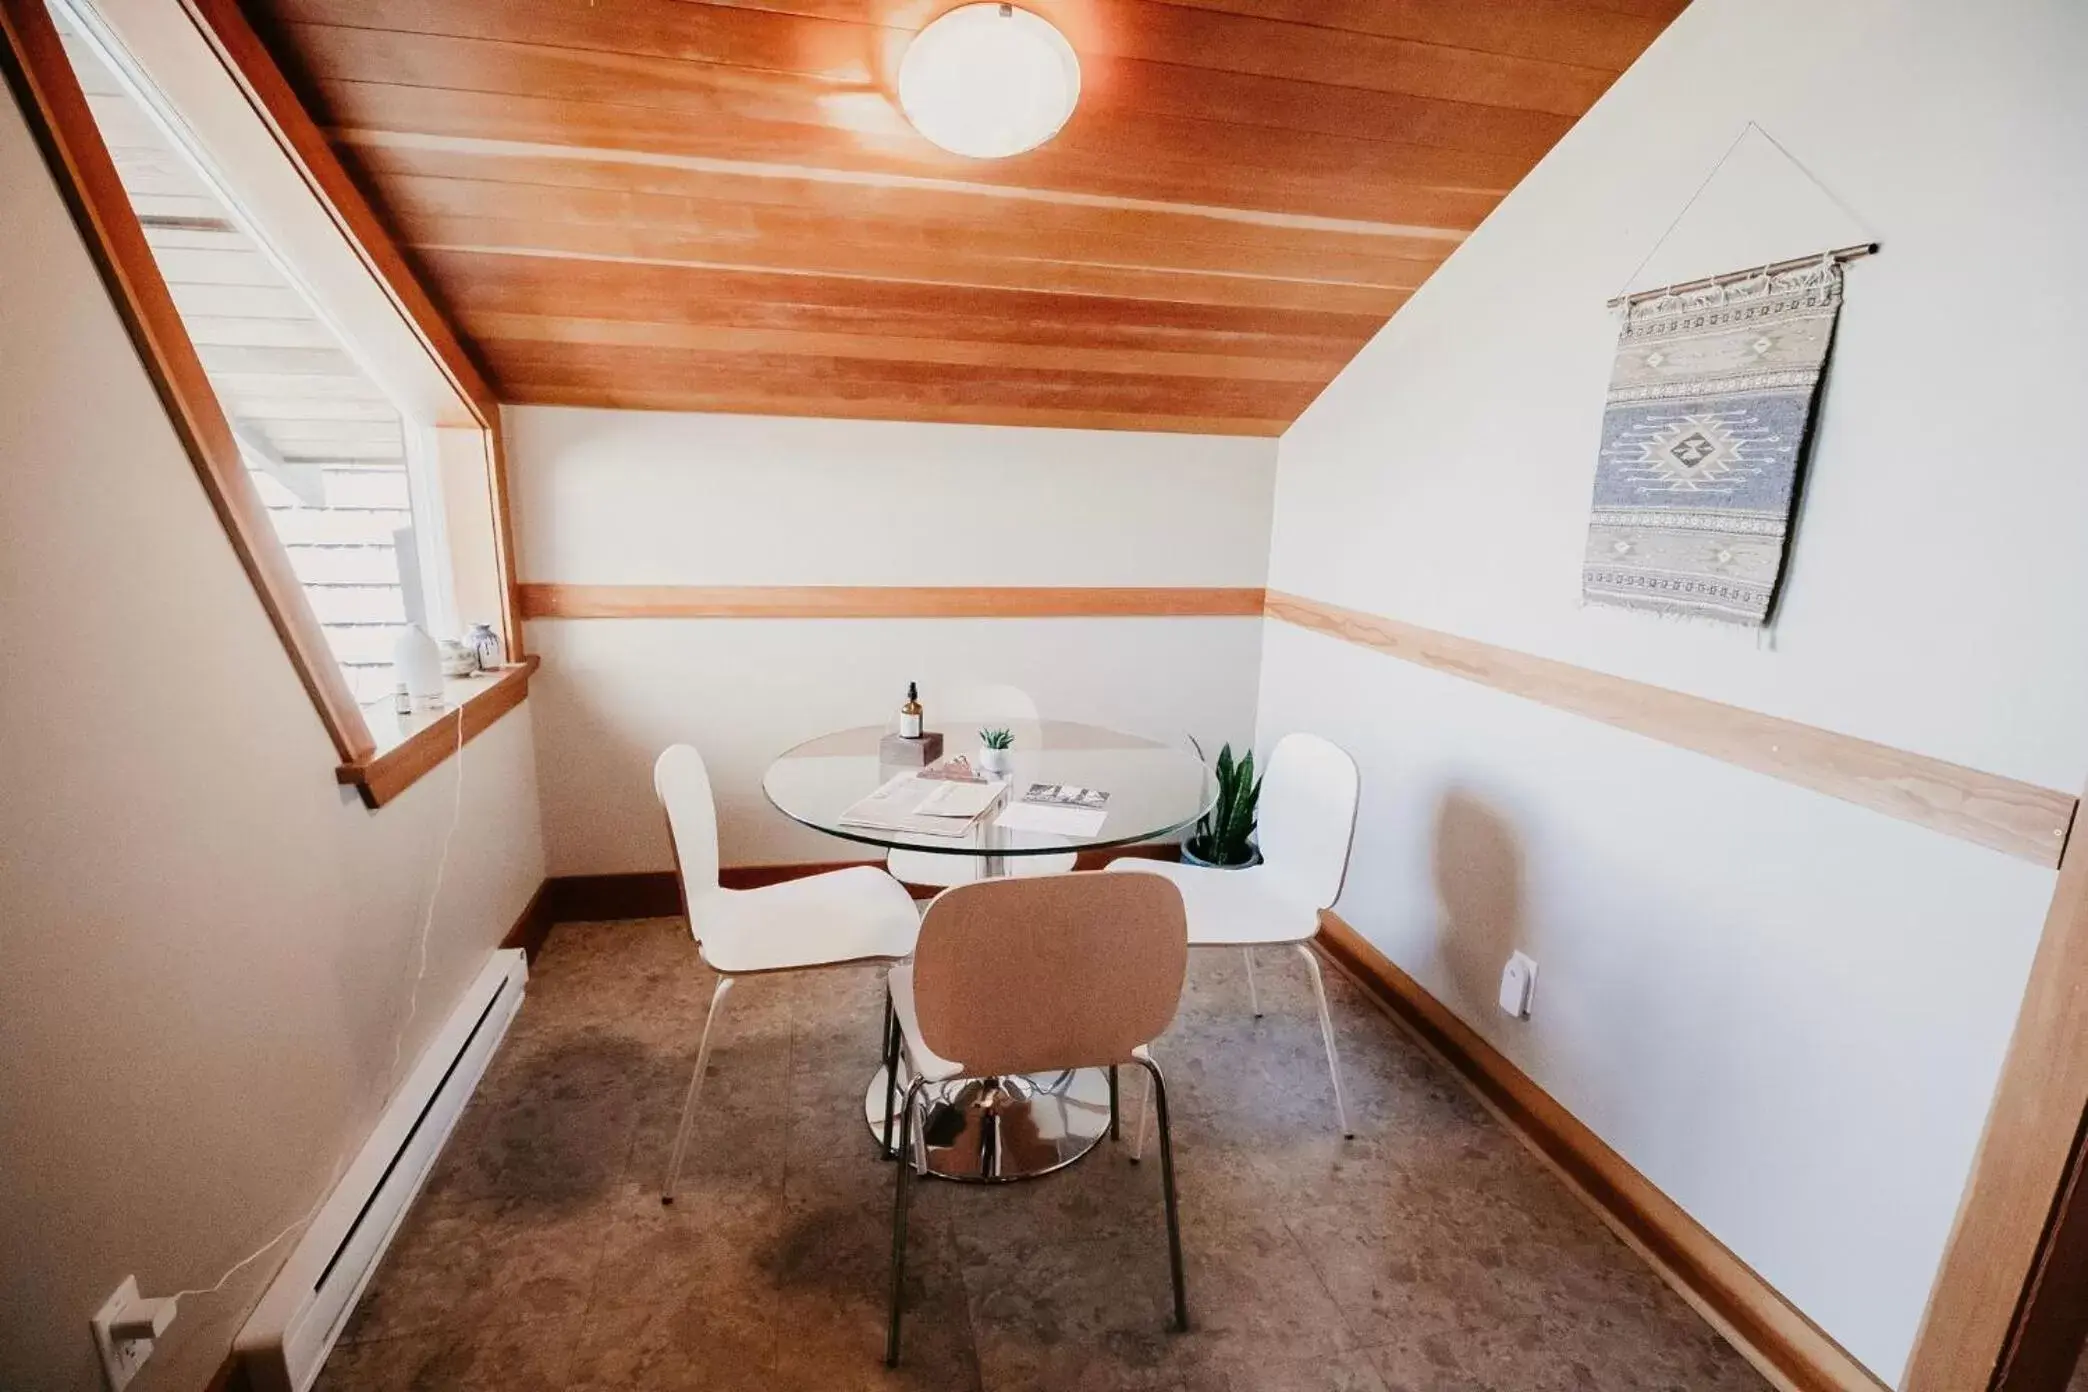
[839,770,1006,837]
[995,784,1111,838]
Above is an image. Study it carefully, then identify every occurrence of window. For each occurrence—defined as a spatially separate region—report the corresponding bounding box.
[50,4,435,704]
[9,0,528,804]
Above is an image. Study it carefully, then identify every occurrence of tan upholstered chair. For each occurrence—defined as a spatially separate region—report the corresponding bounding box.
[882,872,1191,1365]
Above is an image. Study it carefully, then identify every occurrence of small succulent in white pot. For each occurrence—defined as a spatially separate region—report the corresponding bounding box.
[977,727,1015,775]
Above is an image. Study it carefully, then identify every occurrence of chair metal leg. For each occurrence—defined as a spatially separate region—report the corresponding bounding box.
[1133,1056,1189,1332]
[1243,947,1263,1017]
[881,984,902,1160]
[662,974,735,1204]
[1296,944,1353,1138]
[886,1076,929,1367]
[1129,1067,1150,1162]
[1108,1064,1121,1140]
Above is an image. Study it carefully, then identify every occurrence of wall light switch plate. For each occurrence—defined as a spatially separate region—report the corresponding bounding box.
[1498,951,1537,1019]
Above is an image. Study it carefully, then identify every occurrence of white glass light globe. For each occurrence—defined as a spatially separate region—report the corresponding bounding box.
[898,4,1080,159]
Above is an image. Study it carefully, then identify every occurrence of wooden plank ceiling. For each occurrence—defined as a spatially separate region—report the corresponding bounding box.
[242,0,1685,435]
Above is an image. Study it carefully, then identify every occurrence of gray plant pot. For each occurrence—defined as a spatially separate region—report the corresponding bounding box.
[1180,840,1261,870]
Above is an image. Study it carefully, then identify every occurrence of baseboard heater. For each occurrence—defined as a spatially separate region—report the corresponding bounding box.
[235,949,528,1392]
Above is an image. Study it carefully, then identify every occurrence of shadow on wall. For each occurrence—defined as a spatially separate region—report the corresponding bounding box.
[1429,788,1527,1022]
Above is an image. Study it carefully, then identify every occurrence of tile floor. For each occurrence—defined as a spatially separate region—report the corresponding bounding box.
[318,916,1770,1391]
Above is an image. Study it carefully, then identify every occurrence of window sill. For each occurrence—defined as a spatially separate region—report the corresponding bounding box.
[335,656,540,809]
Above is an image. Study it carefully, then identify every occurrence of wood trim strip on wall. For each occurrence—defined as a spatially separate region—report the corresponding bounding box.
[177,0,528,659]
[1266,590,2078,868]
[1903,780,2088,1392]
[0,0,377,764]
[1314,911,1888,1392]
[519,583,1270,621]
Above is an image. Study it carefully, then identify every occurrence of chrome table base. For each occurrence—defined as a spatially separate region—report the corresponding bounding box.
[862,1062,1113,1182]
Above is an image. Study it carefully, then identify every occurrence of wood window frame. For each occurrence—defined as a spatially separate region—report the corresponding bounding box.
[1,0,527,807]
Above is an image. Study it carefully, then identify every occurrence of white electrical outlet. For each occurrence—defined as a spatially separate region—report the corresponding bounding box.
[91,1276,176,1392]
[1498,951,1537,1019]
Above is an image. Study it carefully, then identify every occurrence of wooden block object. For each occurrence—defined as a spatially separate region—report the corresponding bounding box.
[880,731,945,766]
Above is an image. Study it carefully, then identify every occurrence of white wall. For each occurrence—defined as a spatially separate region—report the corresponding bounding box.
[0,91,545,1392]
[508,406,1274,871]
[1258,0,2088,1382]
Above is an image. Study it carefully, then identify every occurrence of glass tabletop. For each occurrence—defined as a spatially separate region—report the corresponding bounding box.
[762,720,1214,857]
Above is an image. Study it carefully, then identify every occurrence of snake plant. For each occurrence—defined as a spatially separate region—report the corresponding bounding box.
[1187,738,1261,866]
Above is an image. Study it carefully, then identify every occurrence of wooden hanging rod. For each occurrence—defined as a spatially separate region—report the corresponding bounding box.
[1608,241,1880,309]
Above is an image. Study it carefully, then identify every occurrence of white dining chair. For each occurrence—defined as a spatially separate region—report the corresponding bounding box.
[885,682,1077,887]
[654,743,921,1203]
[883,871,1191,1365]
[1110,732,1361,1143]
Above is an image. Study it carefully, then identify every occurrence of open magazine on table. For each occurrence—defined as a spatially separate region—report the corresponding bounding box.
[838,765,1007,837]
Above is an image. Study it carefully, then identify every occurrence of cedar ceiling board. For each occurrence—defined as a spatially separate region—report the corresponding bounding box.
[463,314,1345,382]
[499,383,1288,437]
[383,182,1445,289]
[485,370,1307,429]
[481,339,1323,412]
[394,218,1416,315]
[422,248,1382,354]
[422,241,1388,332]
[261,0,1626,114]
[276,25,1544,196]
[242,0,1676,431]
[347,145,1461,270]
[318,82,1510,229]
[327,55,1578,162]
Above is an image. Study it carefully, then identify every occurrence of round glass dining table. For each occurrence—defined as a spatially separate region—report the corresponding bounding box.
[763,720,1214,1182]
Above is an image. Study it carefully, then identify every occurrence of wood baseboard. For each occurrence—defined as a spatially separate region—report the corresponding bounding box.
[1313,910,1887,1392]
[204,1351,251,1392]
[542,870,685,921]
[535,844,1185,923]
[499,878,558,961]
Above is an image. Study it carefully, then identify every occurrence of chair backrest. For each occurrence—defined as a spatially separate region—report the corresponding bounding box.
[912,872,1188,1077]
[654,744,722,899]
[1254,733,1360,910]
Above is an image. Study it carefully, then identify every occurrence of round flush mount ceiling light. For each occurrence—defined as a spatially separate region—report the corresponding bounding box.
[898,3,1080,159]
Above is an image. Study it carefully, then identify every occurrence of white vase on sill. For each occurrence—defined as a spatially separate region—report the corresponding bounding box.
[392,623,445,708]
